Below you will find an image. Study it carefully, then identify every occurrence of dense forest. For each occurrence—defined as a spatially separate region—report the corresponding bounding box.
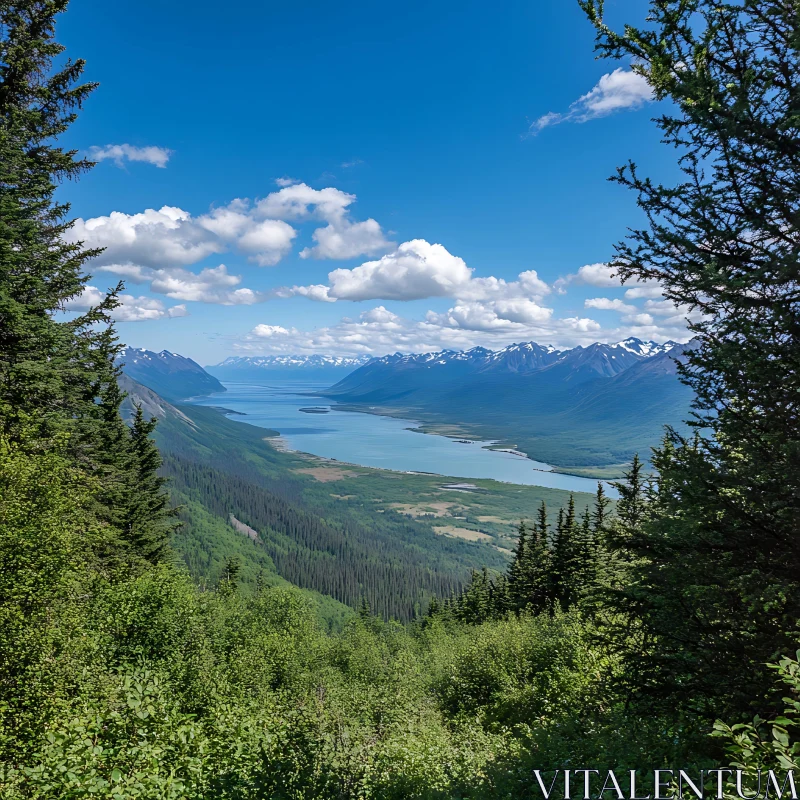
[1,0,799,797]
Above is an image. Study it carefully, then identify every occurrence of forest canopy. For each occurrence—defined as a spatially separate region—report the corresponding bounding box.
[1,0,799,797]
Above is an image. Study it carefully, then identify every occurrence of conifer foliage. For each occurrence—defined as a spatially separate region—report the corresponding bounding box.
[580,0,800,719]
[0,0,175,568]
[442,491,607,624]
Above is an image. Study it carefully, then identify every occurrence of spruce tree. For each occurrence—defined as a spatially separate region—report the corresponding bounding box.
[522,509,551,613]
[583,0,800,718]
[126,405,179,563]
[507,520,529,610]
[0,1,175,567]
[550,498,580,610]
[0,0,115,439]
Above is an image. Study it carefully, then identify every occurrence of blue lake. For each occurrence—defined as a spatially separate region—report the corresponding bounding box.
[188,380,615,496]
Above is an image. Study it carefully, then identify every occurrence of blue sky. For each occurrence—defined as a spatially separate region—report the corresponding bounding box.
[57,0,690,365]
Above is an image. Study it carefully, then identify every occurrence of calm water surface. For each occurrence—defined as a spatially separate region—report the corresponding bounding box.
[188,380,615,496]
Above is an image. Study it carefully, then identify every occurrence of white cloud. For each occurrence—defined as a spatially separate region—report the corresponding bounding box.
[325,239,472,301]
[252,324,293,337]
[427,299,553,332]
[197,200,252,239]
[87,143,173,168]
[252,182,392,261]
[70,184,389,275]
[531,69,654,133]
[625,283,663,300]
[285,240,552,305]
[68,207,223,268]
[555,263,653,293]
[236,219,297,266]
[237,301,612,356]
[577,263,622,287]
[585,297,637,314]
[68,200,298,272]
[99,263,266,305]
[274,177,299,187]
[300,218,392,260]
[255,183,355,223]
[275,284,335,303]
[623,312,655,326]
[64,286,187,321]
[456,270,550,302]
[235,288,695,356]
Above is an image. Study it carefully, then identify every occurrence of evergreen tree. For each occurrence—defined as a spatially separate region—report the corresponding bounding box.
[358,595,372,619]
[125,405,179,563]
[520,508,551,613]
[591,483,610,537]
[456,568,494,624]
[550,499,579,610]
[218,555,241,597]
[576,507,596,600]
[583,0,800,718]
[0,1,175,568]
[536,500,548,543]
[0,0,113,440]
[507,520,529,610]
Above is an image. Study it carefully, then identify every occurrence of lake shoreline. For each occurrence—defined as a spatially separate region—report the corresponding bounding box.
[318,400,620,481]
[187,381,617,495]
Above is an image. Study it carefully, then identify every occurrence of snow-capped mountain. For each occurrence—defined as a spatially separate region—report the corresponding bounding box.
[323,337,686,404]
[614,337,680,357]
[332,338,678,381]
[214,355,373,370]
[117,347,225,401]
[207,354,374,382]
[320,337,693,469]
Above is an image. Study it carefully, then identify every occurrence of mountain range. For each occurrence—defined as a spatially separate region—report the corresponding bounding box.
[207,354,373,383]
[118,347,225,402]
[118,338,695,475]
[321,338,694,474]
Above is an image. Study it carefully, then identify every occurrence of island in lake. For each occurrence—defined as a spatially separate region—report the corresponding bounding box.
[299,407,331,414]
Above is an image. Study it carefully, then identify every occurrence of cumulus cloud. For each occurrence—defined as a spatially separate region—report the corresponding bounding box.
[69,202,299,270]
[236,300,615,357]
[577,263,622,287]
[68,206,225,268]
[457,270,550,302]
[66,182,390,274]
[236,219,297,266]
[285,240,552,307]
[253,183,392,260]
[585,297,637,314]
[531,68,654,133]
[300,218,392,260]
[623,312,655,326]
[87,143,173,168]
[252,324,293,337]
[324,240,472,301]
[99,262,266,305]
[255,183,356,223]
[624,283,664,300]
[555,263,654,293]
[64,286,187,321]
[274,284,335,302]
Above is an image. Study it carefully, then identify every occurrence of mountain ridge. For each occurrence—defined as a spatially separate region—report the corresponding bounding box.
[320,337,693,472]
[118,346,226,402]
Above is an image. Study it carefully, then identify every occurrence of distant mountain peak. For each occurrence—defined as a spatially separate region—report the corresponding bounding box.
[612,337,679,357]
[117,346,224,401]
[214,354,374,369]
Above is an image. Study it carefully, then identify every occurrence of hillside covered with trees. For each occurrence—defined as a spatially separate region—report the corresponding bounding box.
[1,0,799,797]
